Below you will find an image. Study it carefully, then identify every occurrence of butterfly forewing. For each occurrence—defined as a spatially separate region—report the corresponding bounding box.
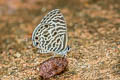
[32,9,68,54]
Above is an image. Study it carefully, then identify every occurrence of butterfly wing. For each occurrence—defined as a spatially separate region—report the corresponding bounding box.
[32,9,68,53]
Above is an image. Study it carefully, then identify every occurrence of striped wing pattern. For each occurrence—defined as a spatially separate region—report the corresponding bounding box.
[32,9,68,54]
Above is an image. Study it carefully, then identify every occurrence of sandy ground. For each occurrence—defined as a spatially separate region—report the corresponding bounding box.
[0,0,120,80]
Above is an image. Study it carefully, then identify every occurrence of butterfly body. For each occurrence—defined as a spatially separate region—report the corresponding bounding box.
[32,9,70,56]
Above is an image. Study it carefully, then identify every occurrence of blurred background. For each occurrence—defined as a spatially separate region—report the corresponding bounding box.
[0,0,120,80]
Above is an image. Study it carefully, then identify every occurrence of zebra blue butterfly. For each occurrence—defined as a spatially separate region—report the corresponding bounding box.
[32,9,70,56]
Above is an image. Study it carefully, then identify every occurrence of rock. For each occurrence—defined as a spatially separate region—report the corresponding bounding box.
[36,57,68,79]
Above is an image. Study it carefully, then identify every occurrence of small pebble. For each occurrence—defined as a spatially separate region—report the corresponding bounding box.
[36,57,68,79]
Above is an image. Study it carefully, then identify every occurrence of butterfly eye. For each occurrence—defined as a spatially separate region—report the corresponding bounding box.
[67,46,70,51]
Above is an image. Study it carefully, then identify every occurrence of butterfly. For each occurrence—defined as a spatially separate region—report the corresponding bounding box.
[32,9,70,56]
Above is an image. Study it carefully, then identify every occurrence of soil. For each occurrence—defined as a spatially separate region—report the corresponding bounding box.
[0,0,120,80]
